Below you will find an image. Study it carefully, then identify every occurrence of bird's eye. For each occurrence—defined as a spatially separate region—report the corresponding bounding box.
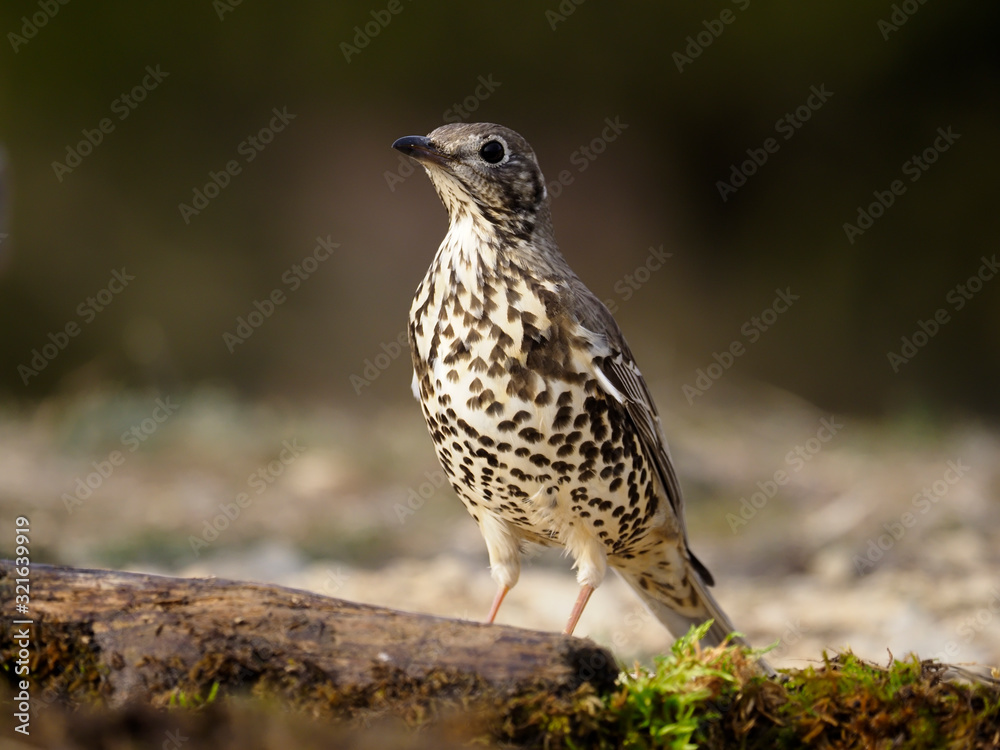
[479,140,505,164]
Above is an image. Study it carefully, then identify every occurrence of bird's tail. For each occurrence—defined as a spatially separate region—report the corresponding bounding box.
[616,564,775,677]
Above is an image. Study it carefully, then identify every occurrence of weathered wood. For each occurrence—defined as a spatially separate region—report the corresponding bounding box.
[0,561,616,718]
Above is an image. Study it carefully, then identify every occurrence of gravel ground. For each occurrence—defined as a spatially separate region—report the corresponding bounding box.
[2,384,998,671]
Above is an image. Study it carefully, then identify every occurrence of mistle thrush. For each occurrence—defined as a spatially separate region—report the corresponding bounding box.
[393,123,758,656]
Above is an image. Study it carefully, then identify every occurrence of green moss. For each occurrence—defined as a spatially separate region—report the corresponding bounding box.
[168,681,220,709]
[494,621,777,748]
[490,625,1000,749]
[1,621,109,705]
[769,652,1000,749]
[5,619,998,748]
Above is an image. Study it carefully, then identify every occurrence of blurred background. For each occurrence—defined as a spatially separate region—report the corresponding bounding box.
[0,1,998,669]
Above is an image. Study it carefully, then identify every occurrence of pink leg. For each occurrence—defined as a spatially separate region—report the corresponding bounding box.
[486,584,509,624]
[563,584,595,635]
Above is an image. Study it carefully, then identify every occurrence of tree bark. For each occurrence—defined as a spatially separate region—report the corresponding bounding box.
[0,561,616,718]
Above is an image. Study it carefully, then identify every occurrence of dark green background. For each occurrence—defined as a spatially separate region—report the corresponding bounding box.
[1,0,997,416]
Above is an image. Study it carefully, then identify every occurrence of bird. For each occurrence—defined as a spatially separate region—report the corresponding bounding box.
[393,122,763,663]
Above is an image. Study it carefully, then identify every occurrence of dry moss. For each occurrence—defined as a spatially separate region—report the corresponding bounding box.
[4,620,1000,749]
[1,620,109,705]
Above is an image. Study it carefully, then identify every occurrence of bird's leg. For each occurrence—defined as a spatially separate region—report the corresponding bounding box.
[480,512,520,625]
[562,525,606,635]
[563,584,595,635]
[486,584,509,624]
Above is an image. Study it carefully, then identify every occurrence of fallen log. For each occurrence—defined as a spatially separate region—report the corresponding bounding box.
[0,561,617,720]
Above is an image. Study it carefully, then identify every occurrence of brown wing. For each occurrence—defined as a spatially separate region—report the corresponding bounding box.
[565,279,716,586]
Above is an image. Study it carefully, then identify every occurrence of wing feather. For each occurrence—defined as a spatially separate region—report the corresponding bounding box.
[565,279,716,586]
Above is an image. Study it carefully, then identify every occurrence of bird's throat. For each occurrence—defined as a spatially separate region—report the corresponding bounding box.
[441,211,500,275]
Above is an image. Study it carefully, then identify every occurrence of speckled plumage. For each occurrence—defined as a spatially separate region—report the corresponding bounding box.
[393,123,749,650]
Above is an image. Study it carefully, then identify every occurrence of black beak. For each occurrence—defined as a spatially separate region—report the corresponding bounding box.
[392,135,449,167]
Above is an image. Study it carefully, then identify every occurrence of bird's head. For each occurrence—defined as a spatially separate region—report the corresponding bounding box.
[392,123,553,244]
